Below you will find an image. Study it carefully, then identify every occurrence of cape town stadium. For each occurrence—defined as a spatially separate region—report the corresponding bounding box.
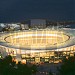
[0,29,75,64]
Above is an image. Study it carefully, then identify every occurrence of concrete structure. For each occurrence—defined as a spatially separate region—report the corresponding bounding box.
[30,19,46,29]
[21,24,29,30]
[0,28,75,64]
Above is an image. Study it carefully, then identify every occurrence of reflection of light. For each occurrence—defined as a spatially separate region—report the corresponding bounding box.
[21,59,26,64]
[0,56,1,58]
[13,34,61,38]
[12,58,18,64]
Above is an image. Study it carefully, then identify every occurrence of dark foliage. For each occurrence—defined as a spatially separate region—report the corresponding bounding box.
[0,55,37,75]
[58,56,75,75]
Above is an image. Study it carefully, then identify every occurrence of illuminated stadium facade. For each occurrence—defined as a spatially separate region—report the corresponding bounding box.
[0,19,75,64]
[0,29,75,64]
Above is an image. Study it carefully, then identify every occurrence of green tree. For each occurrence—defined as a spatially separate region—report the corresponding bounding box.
[58,56,75,75]
[49,71,53,75]
[0,55,37,75]
[31,65,37,74]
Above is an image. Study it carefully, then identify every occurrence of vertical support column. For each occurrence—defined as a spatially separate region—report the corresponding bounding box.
[2,47,8,57]
[16,49,21,61]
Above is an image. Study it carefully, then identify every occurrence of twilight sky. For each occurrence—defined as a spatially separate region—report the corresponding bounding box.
[0,0,75,22]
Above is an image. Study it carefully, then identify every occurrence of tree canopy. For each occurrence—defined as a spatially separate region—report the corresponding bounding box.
[0,55,37,75]
[58,56,75,75]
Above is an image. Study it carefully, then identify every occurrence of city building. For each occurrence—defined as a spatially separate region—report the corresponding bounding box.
[30,19,46,29]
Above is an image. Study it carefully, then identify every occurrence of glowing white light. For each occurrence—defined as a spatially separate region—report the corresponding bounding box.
[13,34,61,38]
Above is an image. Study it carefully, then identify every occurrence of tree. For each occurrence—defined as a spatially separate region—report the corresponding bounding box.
[31,65,37,74]
[49,71,53,75]
[58,56,75,75]
[0,55,37,75]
